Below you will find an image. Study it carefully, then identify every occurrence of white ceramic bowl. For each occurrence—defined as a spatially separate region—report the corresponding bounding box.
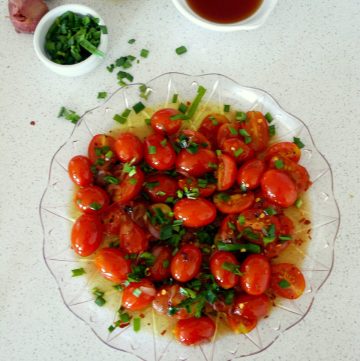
[172,0,278,31]
[33,4,108,77]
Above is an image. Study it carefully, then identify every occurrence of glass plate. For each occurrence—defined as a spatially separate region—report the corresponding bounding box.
[40,73,340,360]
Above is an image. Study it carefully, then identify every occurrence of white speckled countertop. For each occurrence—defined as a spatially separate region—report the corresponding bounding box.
[1,1,359,360]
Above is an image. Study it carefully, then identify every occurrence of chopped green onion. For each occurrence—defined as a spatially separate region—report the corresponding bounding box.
[107,64,115,73]
[71,268,85,277]
[263,224,276,245]
[139,84,150,100]
[104,175,119,184]
[58,107,80,124]
[222,262,243,275]
[227,222,236,230]
[170,113,190,121]
[229,126,238,135]
[148,145,157,154]
[162,259,170,268]
[89,202,102,211]
[172,94,179,103]
[178,103,188,113]
[295,198,303,208]
[217,242,261,254]
[293,137,305,149]
[145,118,151,125]
[224,290,235,305]
[239,129,250,137]
[238,214,245,225]
[160,138,168,147]
[208,162,218,169]
[224,104,230,112]
[156,191,166,196]
[133,317,141,332]
[269,124,276,137]
[186,85,207,118]
[186,143,199,154]
[133,102,145,114]
[146,181,160,189]
[140,49,149,58]
[216,149,222,156]
[179,287,197,299]
[236,111,247,122]
[217,193,230,201]
[100,25,108,34]
[234,148,244,157]
[97,91,107,99]
[264,207,277,216]
[132,288,142,297]
[175,46,187,55]
[265,112,273,123]
[123,163,137,176]
[274,159,284,169]
[278,279,291,288]
[279,235,292,242]
[128,38,136,44]
[129,178,138,185]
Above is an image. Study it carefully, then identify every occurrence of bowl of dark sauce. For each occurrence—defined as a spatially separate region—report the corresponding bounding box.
[172,0,278,31]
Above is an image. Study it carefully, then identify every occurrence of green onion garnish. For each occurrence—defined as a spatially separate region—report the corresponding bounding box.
[293,137,305,149]
[186,85,206,118]
[278,279,291,288]
[148,145,157,154]
[128,38,136,44]
[97,91,107,99]
[269,124,276,137]
[295,198,303,208]
[133,102,145,114]
[104,176,119,184]
[145,118,151,125]
[234,148,244,157]
[224,104,230,112]
[236,111,247,122]
[58,107,80,124]
[265,112,273,123]
[175,46,187,55]
[133,317,141,332]
[217,242,261,254]
[71,268,85,277]
[274,159,284,169]
[172,94,179,103]
[140,49,149,58]
[178,103,188,113]
[132,288,142,297]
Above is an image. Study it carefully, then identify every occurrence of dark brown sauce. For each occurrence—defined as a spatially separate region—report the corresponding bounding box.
[186,0,263,24]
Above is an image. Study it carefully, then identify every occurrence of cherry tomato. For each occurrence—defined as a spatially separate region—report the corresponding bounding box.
[152,284,193,319]
[241,111,269,152]
[149,245,172,281]
[101,203,126,235]
[270,263,305,299]
[71,214,103,257]
[216,122,241,147]
[122,280,156,311]
[210,251,240,289]
[216,153,237,191]
[68,155,93,186]
[175,129,211,149]
[94,248,131,283]
[174,316,216,345]
[227,313,257,334]
[199,114,229,148]
[151,108,182,135]
[88,134,116,169]
[264,142,301,163]
[176,148,217,177]
[240,255,271,296]
[144,134,176,171]
[108,166,144,204]
[171,244,202,282]
[144,174,178,203]
[216,215,238,243]
[174,198,217,227]
[119,216,149,254]
[268,156,311,193]
[113,132,144,164]
[213,192,254,214]
[261,169,298,207]
[75,186,109,214]
[178,177,216,198]
[237,159,265,190]
[221,138,254,164]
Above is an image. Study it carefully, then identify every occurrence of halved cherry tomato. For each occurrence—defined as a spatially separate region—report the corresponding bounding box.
[101,203,125,235]
[217,153,237,191]
[176,148,217,177]
[149,245,172,281]
[210,251,240,289]
[171,244,202,282]
[144,174,178,203]
[144,134,176,171]
[113,132,144,164]
[175,129,211,149]
[216,122,241,147]
[94,248,131,283]
[88,134,116,169]
[213,192,254,214]
[174,198,217,227]
[71,214,103,257]
[199,114,229,148]
[75,186,109,214]
[237,159,265,190]
[268,156,311,193]
[152,284,193,319]
[108,166,144,204]
[270,263,305,299]
[178,177,216,198]
[240,255,271,295]
[174,316,216,345]
[261,169,298,207]
[119,216,149,254]
[68,155,93,186]
[264,142,301,163]
[215,215,238,243]
[221,138,254,164]
[151,108,182,135]
[122,280,156,311]
[227,313,257,334]
[241,111,269,152]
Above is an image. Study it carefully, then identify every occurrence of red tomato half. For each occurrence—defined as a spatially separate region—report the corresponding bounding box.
[171,244,202,282]
[178,177,216,198]
[174,317,216,345]
[199,114,229,148]
[144,174,178,203]
[101,203,125,235]
[217,153,237,191]
[149,245,172,281]
[213,192,254,214]
[216,122,241,147]
[122,280,156,311]
[241,111,269,152]
[75,186,109,214]
[210,251,240,289]
[216,215,238,243]
[271,263,306,299]
[240,255,271,295]
[144,134,176,171]
[221,138,254,164]
[71,214,103,257]
[88,134,116,169]
[68,155,93,186]
[95,248,131,283]
[264,142,301,163]
[119,216,149,254]
[176,148,217,177]
[113,132,144,164]
[174,198,217,227]
[151,108,182,135]
[237,159,265,190]
[261,169,298,208]
[227,313,257,334]
[175,129,212,149]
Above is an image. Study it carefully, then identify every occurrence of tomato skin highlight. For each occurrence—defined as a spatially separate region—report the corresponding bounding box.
[174,316,216,345]
[151,108,182,135]
[94,248,131,283]
[261,169,298,208]
[240,255,271,296]
[113,132,144,164]
[171,244,202,282]
[144,134,176,171]
[174,198,217,227]
[68,155,93,186]
[271,263,306,299]
[149,245,172,281]
[216,153,237,191]
[119,216,149,254]
[122,280,156,311]
[264,142,301,163]
[242,111,269,152]
[237,159,265,190]
[75,186,109,214]
[176,148,217,177]
[210,251,240,289]
[144,174,178,203]
[71,214,103,257]
[214,192,254,214]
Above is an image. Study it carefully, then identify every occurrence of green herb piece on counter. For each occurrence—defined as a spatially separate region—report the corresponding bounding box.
[128,38,136,44]
[58,107,80,124]
[71,268,85,277]
[89,202,102,211]
[117,71,134,86]
[175,46,187,55]
[97,91,107,99]
[133,317,141,332]
[133,102,145,114]
[293,137,305,149]
[140,49,149,58]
